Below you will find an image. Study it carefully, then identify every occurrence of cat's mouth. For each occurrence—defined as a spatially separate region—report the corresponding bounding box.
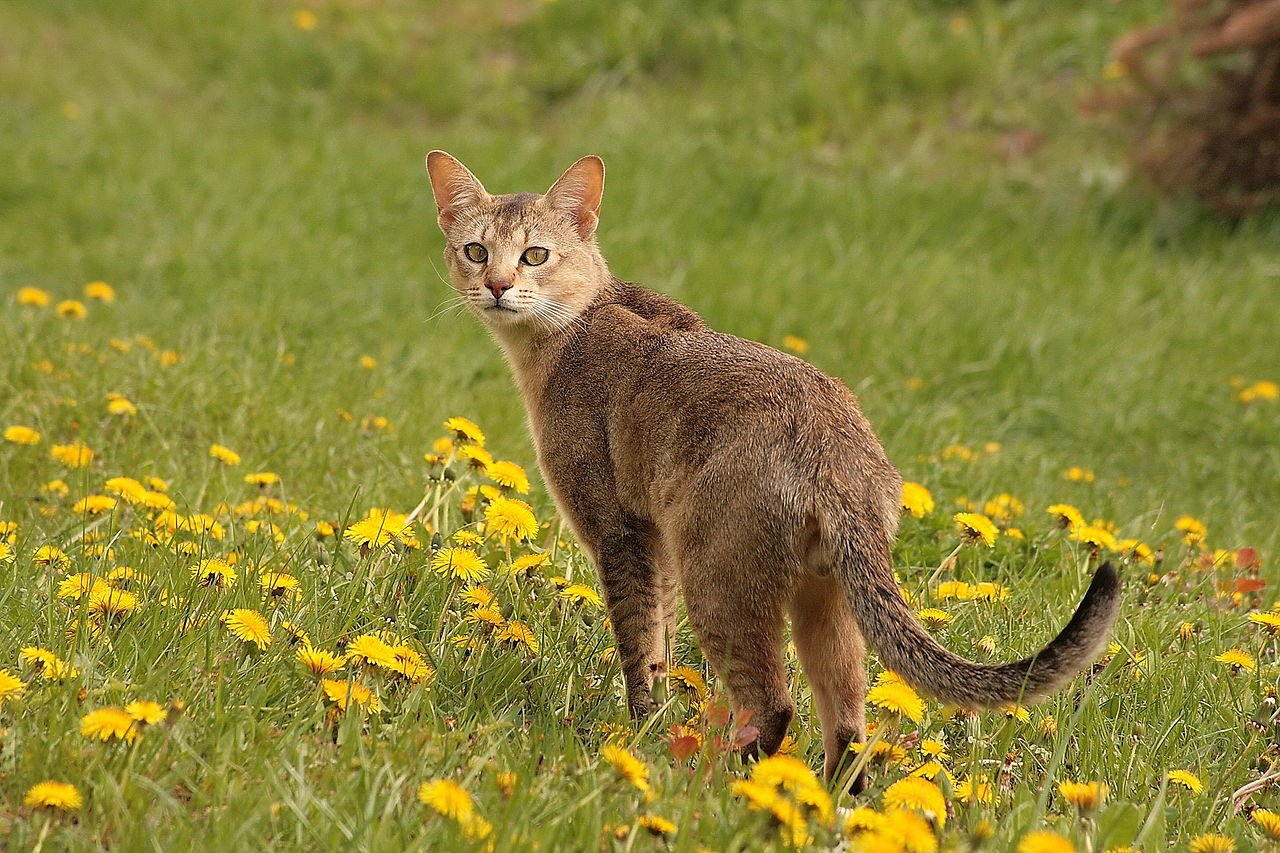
[484,303,519,313]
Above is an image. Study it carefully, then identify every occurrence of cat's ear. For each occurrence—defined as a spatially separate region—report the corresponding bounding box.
[425,151,489,231]
[545,155,605,239]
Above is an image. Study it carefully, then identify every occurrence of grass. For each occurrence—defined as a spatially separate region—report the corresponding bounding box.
[1,0,1278,849]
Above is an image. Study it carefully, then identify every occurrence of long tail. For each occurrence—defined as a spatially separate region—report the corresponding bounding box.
[833,520,1121,707]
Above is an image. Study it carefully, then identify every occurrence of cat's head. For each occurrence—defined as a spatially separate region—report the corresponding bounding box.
[426,151,610,334]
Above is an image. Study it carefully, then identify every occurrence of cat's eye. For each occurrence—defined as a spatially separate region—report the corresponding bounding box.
[463,243,488,263]
[521,246,549,266]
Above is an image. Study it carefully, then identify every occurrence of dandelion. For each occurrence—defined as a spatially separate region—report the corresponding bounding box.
[73,495,118,516]
[953,512,998,547]
[222,609,271,649]
[1018,830,1075,853]
[452,529,484,547]
[1247,612,1280,635]
[782,335,810,354]
[192,558,236,589]
[486,460,530,493]
[444,417,485,446]
[955,775,995,805]
[1252,809,1280,841]
[1039,716,1059,738]
[259,572,300,600]
[506,553,551,576]
[456,444,494,471]
[485,496,538,542]
[497,620,539,654]
[417,778,474,822]
[106,394,136,416]
[320,678,380,712]
[0,669,28,707]
[89,586,139,619]
[558,583,603,607]
[125,700,166,725]
[1071,524,1118,552]
[467,606,505,628]
[1063,466,1095,483]
[17,286,51,307]
[297,645,344,677]
[917,608,952,630]
[669,665,708,698]
[601,743,650,793]
[1215,648,1257,673]
[244,471,279,487]
[867,678,925,723]
[882,776,947,827]
[56,299,86,319]
[1047,504,1085,530]
[24,781,82,811]
[346,634,400,669]
[3,425,41,445]
[752,755,821,792]
[84,281,116,302]
[209,444,241,465]
[901,482,935,518]
[1176,515,1207,547]
[34,545,72,570]
[431,547,489,582]
[81,707,138,743]
[50,441,95,468]
[344,507,418,549]
[1167,769,1203,794]
[1058,780,1107,811]
[1188,835,1235,853]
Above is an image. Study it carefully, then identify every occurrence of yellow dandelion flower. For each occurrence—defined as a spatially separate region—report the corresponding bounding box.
[1019,830,1075,853]
[431,547,489,582]
[452,529,484,547]
[1252,809,1280,841]
[495,770,517,798]
[0,669,29,707]
[125,700,166,724]
[867,679,925,723]
[752,754,822,792]
[17,286,52,307]
[358,354,377,369]
[344,507,418,549]
[34,545,72,570]
[955,775,994,805]
[297,645,344,677]
[1046,504,1085,530]
[1070,524,1118,552]
[953,512,998,547]
[3,425,41,445]
[1188,835,1235,853]
[1058,780,1107,811]
[916,608,952,630]
[0,542,11,565]
[259,572,300,599]
[882,776,947,827]
[461,586,496,607]
[1040,716,1059,738]
[417,778,474,822]
[983,492,1025,522]
[467,606,505,628]
[192,558,236,589]
[1247,612,1280,635]
[88,586,139,619]
[637,813,677,837]
[901,482,935,519]
[244,471,279,487]
[782,334,810,354]
[497,620,539,654]
[387,645,435,684]
[1063,466,1095,483]
[346,634,400,669]
[733,778,781,811]
[601,743,650,793]
[56,299,86,319]
[106,394,136,416]
[971,582,1009,602]
[1176,515,1207,547]
[73,494,118,516]
[484,496,538,542]
[1215,648,1256,673]
[209,443,241,466]
[222,609,271,649]
[24,781,82,811]
[1003,703,1032,722]
[320,678,380,712]
[1167,769,1203,794]
[456,444,494,471]
[669,665,708,698]
[486,460,530,493]
[50,441,95,468]
[81,707,138,743]
[506,552,551,575]
[936,581,971,600]
[84,281,116,302]
[558,583,603,607]
[443,417,485,446]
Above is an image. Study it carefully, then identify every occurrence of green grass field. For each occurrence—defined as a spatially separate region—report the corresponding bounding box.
[2,1,1279,850]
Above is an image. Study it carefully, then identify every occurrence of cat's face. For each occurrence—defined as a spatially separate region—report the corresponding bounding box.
[426,152,608,334]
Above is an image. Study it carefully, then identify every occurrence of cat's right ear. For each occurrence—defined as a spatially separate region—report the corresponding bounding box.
[425,151,489,231]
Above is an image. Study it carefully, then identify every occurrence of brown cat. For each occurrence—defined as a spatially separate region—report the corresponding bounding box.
[424,151,1121,787]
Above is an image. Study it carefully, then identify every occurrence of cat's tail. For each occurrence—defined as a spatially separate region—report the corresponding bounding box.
[826,509,1120,707]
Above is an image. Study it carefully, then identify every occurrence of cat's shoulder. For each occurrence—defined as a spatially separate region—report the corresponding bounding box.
[595,281,706,333]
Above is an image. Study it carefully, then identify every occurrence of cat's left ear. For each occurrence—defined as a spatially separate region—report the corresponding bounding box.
[425,150,489,231]
[545,155,605,239]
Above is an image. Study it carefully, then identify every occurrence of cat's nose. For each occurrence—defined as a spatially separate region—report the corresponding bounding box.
[485,280,513,299]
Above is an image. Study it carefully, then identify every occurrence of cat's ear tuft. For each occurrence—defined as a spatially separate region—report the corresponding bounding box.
[425,150,489,231]
[545,155,605,239]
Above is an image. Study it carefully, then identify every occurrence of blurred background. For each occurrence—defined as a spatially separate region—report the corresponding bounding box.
[2,0,1277,545]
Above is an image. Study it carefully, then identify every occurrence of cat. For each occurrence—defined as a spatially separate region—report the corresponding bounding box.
[424,150,1121,787]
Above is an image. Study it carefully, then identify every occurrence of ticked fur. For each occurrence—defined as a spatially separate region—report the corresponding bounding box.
[424,151,1121,787]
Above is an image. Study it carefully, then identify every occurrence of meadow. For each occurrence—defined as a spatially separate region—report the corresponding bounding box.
[1,0,1279,850]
